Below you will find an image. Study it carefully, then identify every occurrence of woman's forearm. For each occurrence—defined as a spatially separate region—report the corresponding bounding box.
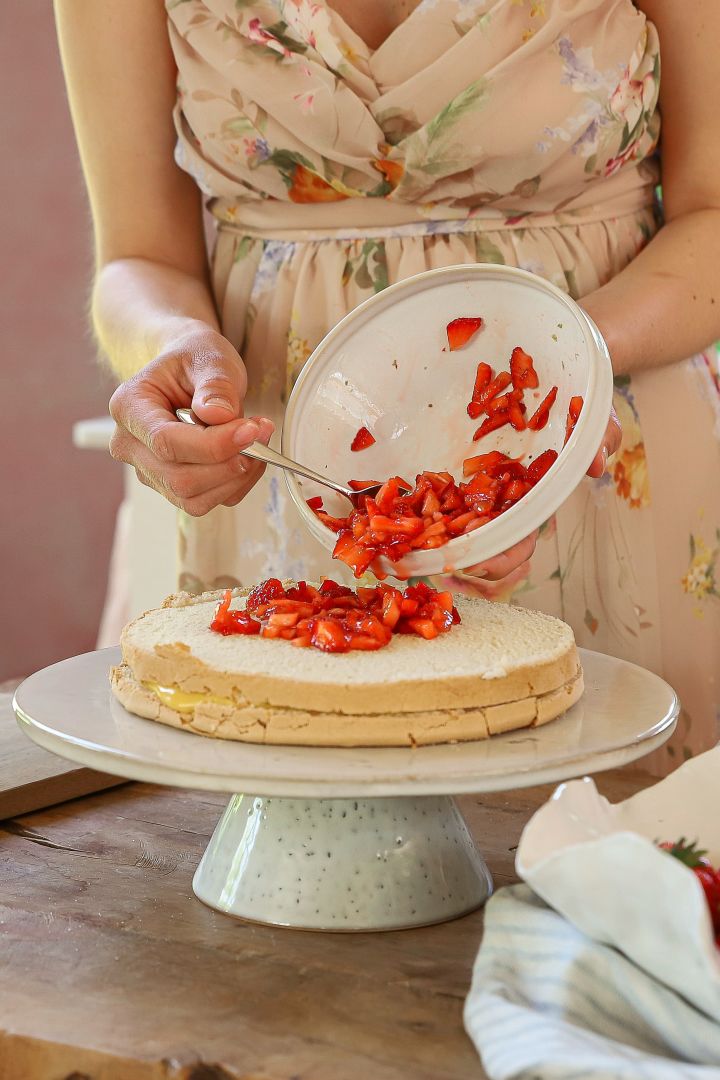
[580,208,720,376]
[92,257,221,382]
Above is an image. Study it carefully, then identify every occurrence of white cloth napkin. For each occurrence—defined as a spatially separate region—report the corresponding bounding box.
[464,883,720,1079]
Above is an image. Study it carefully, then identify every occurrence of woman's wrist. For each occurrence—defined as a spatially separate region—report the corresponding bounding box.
[92,257,223,380]
[159,316,224,355]
[578,290,628,377]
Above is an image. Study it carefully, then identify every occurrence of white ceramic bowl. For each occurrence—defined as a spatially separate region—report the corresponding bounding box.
[282,264,613,577]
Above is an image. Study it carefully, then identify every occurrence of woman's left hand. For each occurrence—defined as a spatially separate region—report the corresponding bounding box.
[461,406,622,593]
[461,530,539,599]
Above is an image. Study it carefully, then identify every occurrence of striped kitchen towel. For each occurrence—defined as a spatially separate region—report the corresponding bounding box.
[464,885,720,1079]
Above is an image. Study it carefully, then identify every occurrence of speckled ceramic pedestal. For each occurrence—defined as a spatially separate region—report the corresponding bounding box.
[15,648,679,934]
[193,794,492,931]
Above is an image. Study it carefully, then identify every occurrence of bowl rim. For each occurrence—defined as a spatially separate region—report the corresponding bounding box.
[282,263,613,576]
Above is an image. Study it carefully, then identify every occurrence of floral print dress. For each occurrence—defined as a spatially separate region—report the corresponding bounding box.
[165,0,720,772]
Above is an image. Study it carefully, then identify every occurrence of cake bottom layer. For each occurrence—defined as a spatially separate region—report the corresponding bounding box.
[110,662,584,747]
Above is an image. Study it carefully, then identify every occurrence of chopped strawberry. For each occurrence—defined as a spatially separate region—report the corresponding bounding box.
[486,392,515,416]
[473,410,511,441]
[468,362,493,416]
[246,578,285,610]
[319,579,354,598]
[351,426,376,452]
[477,371,512,410]
[210,578,462,653]
[510,346,539,390]
[306,496,324,511]
[508,395,527,431]
[527,386,558,431]
[447,316,484,351]
[348,478,380,491]
[462,471,501,514]
[211,590,262,636]
[526,449,558,485]
[462,451,513,478]
[333,531,375,577]
[564,395,584,444]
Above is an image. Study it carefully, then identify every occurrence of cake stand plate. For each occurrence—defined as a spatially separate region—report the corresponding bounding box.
[14,647,677,932]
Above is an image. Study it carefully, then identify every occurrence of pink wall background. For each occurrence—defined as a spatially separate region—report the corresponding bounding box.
[0,3,123,679]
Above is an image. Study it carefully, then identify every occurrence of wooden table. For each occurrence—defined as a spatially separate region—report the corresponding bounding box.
[0,678,124,819]
[0,768,653,1080]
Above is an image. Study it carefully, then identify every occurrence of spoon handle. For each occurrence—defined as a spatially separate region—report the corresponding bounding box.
[175,408,351,498]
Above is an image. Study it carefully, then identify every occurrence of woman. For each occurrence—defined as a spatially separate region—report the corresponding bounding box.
[56,0,720,770]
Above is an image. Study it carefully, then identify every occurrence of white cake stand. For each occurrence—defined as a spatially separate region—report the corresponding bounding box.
[14,647,677,932]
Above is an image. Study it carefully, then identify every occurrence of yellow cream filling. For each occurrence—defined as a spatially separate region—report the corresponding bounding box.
[143,681,234,713]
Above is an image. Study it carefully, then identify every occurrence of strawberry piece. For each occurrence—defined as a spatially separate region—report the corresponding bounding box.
[447,316,484,351]
[527,386,558,431]
[503,478,532,503]
[319,579,354,598]
[447,511,477,535]
[564,395,584,444]
[473,410,511,441]
[333,531,375,577]
[210,590,262,636]
[510,346,539,390]
[526,449,558,485]
[246,578,285,612]
[462,471,501,514]
[468,362,493,415]
[369,513,424,537]
[508,396,527,431]
[660,839,720,933]
[477,371,512,410]
[285,580,320,603]
[348,478,380,491]
[375,477,407,515]
[463,451,513,478]
[472,361,493,398]
[486,392,515,416]
[316,510,350,533]
[405,617,439,640]
[311,619,349,652]
[421,490,441,517]
[306,495,324,511]
[210,578,461,652]
[351,426,376,452]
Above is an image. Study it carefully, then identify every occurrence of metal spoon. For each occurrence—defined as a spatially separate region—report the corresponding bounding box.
[175,408,403,503]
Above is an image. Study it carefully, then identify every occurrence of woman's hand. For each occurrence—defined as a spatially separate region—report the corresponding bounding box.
[460,530,538,599]
[109,324,274,516]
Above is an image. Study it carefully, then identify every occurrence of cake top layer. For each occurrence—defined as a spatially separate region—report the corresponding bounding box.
[123,587,575,687]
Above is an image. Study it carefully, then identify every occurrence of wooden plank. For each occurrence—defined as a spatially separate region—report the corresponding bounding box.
[0,768,654,1079]
[0,680,125,820]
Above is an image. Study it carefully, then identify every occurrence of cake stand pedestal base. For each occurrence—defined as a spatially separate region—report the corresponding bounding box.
[193,794,492,931]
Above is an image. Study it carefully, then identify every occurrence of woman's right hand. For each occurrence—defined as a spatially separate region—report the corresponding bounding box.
[109,323,274,516]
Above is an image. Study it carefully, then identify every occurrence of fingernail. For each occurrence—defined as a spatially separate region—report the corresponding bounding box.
[601,447,609,472]
[234,421,261,446]
[247,416,275,443]
[202,396,235,413]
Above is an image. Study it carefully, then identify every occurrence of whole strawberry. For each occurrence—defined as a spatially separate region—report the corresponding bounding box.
[659,838,720,934]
